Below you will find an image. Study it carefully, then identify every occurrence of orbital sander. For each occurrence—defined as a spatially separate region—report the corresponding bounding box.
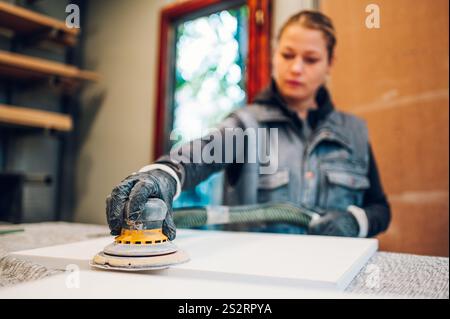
[91,198,190,271]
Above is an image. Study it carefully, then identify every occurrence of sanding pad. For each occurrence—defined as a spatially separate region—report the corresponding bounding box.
[90,249,190,271]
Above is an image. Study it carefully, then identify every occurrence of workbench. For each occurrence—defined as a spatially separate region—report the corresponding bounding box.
[0,222,448,298]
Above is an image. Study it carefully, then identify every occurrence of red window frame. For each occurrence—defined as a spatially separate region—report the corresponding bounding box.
[153,0,272,160]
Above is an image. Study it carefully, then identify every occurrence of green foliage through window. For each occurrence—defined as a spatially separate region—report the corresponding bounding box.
[172,6,248,208]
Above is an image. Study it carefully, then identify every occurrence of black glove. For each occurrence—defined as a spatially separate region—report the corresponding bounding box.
[106,169,178,240]
[308,211,360,237]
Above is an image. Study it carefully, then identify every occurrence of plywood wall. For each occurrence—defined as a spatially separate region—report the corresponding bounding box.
[321,0,449,256]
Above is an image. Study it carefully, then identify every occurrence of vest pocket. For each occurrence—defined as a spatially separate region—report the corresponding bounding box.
[320,170,370,211]
[257,168,290,203]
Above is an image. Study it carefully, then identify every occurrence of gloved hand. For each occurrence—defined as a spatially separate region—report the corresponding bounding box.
[308,211,360,237]
[106,169,178,240]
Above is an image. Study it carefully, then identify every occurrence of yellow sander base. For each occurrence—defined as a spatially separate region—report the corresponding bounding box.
[90,229,190,271]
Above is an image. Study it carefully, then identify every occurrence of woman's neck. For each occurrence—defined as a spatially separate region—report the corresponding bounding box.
[286,96,318,120]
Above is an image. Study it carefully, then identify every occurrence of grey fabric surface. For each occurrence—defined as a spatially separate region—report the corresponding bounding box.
[0,222,109,288]
[0,222,448,298]
[0,249,61,288]
[347,252,448,298]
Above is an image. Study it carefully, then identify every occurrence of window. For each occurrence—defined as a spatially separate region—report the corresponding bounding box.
[154,0,272,207]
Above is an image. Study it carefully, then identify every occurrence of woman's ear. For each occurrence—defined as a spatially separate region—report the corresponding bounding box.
[325,54,335,78]
[328,54,336,70]
[271,43,278,60]
[271,45,278,76]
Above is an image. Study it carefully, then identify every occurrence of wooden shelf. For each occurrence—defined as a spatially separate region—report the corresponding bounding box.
[0,104,72,131]
[0,2,78,46]
[0,50,99,83]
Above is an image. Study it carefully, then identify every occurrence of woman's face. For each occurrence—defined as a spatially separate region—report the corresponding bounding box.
[273,24,333,104]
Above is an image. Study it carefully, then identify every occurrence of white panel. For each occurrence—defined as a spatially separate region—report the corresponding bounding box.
[0,269,379,299]
[10,229,378,293]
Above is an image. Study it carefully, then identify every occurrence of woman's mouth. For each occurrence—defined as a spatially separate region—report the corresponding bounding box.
[285,80,304,87]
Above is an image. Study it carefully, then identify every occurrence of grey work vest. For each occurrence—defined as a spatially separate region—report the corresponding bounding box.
[223,104,371,214]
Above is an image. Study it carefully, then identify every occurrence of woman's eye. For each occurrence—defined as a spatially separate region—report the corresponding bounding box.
[282,53,295,60]
[304,58,319,64]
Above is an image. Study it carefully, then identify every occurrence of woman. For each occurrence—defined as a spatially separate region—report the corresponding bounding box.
[106,10,391,240]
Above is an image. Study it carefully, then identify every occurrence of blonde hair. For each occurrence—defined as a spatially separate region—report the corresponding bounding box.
[278,10,336,62]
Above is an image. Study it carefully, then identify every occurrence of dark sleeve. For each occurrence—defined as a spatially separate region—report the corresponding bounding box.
[155,114,246,191]
[363,144,391,237]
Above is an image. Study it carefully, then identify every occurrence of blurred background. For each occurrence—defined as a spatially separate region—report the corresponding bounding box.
[0,0,448,257]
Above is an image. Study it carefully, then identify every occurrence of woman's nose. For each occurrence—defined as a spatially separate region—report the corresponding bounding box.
[290,58,304,74]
